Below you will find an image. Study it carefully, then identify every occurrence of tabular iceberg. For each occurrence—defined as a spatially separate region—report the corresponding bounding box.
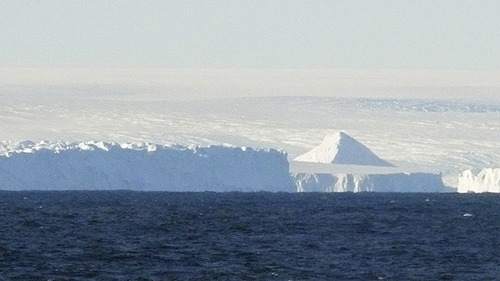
[457,168,500,193]
[294,172,449,192]
[0,141,295,192]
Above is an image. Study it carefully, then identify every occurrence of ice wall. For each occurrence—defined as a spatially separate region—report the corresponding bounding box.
[0,141,295,192]
[457,168,500,193]
[294,172,449,192]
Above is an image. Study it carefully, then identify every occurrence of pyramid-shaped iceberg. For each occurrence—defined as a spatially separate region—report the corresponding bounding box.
[294,132,394,167]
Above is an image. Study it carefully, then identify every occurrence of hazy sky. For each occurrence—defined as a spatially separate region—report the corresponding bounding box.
[1,0,500,70]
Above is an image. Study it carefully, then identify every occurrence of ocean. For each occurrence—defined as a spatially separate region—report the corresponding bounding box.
[0,191,499,280]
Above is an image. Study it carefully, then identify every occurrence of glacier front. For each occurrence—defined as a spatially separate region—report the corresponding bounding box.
[0,141,295,192]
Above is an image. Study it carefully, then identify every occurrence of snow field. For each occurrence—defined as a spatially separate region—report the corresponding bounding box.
[2,93,500,191]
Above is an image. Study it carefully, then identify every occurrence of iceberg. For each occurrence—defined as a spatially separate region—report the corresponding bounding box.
[291,133,449,192]
[457,168,500,193]
[0,141,295,192]
[294,132,394,167]
[294,172,450,192]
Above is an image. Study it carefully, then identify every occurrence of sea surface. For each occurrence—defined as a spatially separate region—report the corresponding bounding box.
[0,191,499,280]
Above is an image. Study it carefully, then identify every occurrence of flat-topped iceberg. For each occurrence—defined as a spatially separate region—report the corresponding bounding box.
[0,141,295,192]
[457,168,500,193]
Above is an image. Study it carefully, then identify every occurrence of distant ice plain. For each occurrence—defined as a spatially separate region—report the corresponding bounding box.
[1,69,499,187]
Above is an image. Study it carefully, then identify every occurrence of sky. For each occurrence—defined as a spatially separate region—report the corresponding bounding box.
[1,0,500,70]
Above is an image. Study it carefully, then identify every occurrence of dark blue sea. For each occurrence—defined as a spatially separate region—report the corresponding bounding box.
[1,191,499,280]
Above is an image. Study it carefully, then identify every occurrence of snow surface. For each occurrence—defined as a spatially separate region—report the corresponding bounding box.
[2,87,500,189]
[457,168,500,193]
[0,141,295,192]
[294,132,394,167]
[294,172,450,193]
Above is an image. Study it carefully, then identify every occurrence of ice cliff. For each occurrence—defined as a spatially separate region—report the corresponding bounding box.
[457,168,500,193]
[0,141,295,192]
[294,172,450,192]
[294,132,394,167]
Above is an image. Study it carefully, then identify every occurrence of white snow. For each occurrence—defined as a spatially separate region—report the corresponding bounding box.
[294,172,449,193]
[0,141,295,192]
[294,132,394,167]
[2,86,500,191]
[457,168,500,193]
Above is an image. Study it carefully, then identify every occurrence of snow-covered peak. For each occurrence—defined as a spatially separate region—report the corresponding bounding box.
[294,132,394,167]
